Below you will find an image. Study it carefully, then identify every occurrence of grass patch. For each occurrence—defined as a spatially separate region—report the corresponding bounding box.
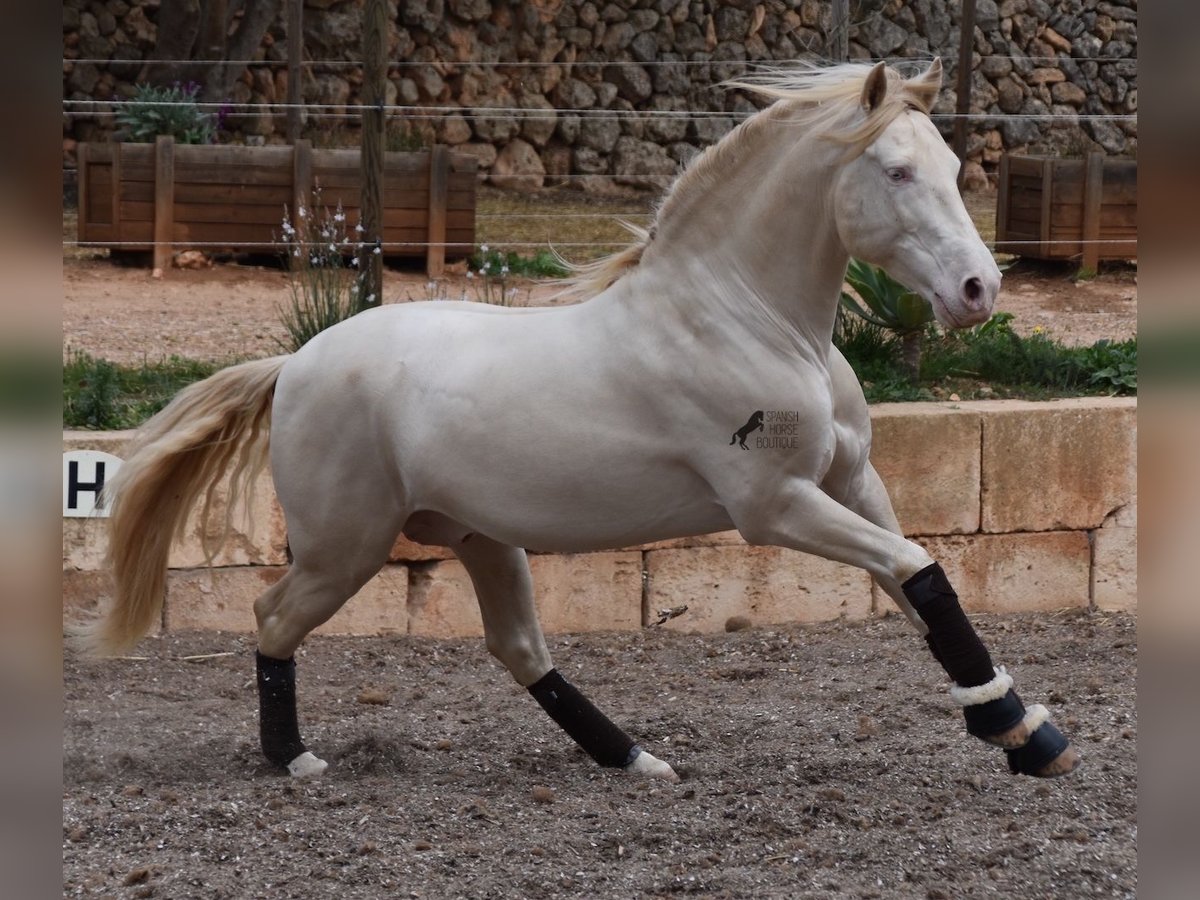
[836,312,1137,403]
[64,352,226,430]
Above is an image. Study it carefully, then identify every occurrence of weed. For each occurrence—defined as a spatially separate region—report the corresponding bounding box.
[63,351,223,429]
[115,82,216,145]
[276,192,366,351]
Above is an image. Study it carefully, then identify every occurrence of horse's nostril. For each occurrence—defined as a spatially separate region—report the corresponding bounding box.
[963,276,984,305]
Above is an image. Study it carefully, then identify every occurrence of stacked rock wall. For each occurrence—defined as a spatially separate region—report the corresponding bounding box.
[63,0,1137,191]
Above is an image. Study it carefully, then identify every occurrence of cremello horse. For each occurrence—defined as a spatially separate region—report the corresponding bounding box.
[82,61,1079,783]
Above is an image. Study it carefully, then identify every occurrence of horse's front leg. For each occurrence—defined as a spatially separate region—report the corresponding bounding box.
[454,534,679,783]
[733,476,1080,778]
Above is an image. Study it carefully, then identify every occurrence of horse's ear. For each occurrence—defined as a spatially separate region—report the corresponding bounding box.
[907,58,944,111]
[860,61,889,113]
[921,57,944,90]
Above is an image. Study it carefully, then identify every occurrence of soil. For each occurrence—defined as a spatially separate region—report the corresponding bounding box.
[63,611,1137,899]
[62,255,1136,366]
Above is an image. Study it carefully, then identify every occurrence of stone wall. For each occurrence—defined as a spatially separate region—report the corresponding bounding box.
[63,1,1137,191]
[63,398,1137,639]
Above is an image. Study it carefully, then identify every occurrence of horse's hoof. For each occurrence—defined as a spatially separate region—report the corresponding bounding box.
[625,750,681,783]
[1032,745,1082,778]
[287,751,328,778]
[983,719,1032,749]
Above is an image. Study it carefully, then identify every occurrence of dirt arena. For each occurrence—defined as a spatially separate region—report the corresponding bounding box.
[64,612,1136,898]
[63,190,1137,897]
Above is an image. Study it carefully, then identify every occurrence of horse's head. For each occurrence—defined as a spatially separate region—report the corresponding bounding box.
[832,61,1001,328]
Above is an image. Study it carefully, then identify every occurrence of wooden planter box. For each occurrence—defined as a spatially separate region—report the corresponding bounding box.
[76,137,477,275]
[995,152,1136,268]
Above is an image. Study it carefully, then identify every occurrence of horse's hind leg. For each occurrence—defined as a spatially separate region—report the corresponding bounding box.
[252,508,404,777]
[839,463,1080,777]
[453,533,679,782]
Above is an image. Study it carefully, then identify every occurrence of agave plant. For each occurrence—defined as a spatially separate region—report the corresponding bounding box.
[839,258,934,384]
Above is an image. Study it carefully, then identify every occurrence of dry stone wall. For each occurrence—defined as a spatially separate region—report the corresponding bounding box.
[63,0,1136,191]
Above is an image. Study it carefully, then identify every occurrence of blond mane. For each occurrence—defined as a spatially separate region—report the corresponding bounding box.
[556,60,942,299]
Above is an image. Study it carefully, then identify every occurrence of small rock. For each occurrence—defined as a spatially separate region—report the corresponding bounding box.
[532,785,555,804]
[854,715,878,741]
[67,825,88,842]
[358,841,378,855]
[725,615,752,633]
[817,786,846,802]
[356,688,391,706]
[121,785,144,797]
[173,249,211,269]
[123,867,151,886]
[435,738,454,751]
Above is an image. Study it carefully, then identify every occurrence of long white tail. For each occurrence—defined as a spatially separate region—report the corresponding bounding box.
[73,356,289,655]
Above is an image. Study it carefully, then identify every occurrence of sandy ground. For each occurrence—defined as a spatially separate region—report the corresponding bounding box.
[63,611,1136,899]
[62,254,1136,365]
[61,198,1137,897]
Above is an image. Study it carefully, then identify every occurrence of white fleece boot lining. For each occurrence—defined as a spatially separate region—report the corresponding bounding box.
[949,666,1014,707]
[1019,703,1051,737]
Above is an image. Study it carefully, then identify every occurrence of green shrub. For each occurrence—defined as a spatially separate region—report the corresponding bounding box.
[115,82,216,145]
[63,352,223,429]
[840,259,934,384]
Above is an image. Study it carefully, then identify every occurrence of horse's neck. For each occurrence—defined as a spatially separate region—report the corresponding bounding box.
[643,116,849,351]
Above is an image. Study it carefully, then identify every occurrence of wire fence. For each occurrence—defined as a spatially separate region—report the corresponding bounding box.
[62,52,1135,259]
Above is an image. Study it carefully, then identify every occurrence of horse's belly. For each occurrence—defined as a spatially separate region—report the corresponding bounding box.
[409,451,734,552]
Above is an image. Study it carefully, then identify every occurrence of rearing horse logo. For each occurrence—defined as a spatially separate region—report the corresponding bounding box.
[730,411,765,449]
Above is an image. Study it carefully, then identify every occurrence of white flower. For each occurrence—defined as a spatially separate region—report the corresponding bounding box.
[481,243,489,253]
[298,206,307,219]
[500,265,509,275]
[426,281,436,290]
[334,211,345,223]
[350,257,359,267]
[466,270,474,279]
[329,243,336,252]
[373,246,382,255]
[355,223,364,233]
[365,293,376,304]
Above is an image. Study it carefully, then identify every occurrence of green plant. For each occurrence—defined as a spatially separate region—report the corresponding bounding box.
[63,351,223,429]
[840,259,934,384]
[386,120,429,152]
[115,82,216,145]
[1079,339,1137,394]
[277,193,365,351]
[468,247,569,279]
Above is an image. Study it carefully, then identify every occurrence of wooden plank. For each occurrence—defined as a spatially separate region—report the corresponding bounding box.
[995,152,1010,244]
[153,135,175,271]
[121,181,293,205]
[174,143,296,167]
[78,143,91,236]
[292,138,312,220]
[306,185,474,210]
[1084,151,1099,270]
[112,144,122,239]
[426,144,449,277]
[121,201,300,226]
[122,163,295,186]
[1038,158,1053,259]
[114,221,475,253]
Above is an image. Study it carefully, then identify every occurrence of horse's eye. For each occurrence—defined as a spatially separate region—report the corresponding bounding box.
[886,166,912,183]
